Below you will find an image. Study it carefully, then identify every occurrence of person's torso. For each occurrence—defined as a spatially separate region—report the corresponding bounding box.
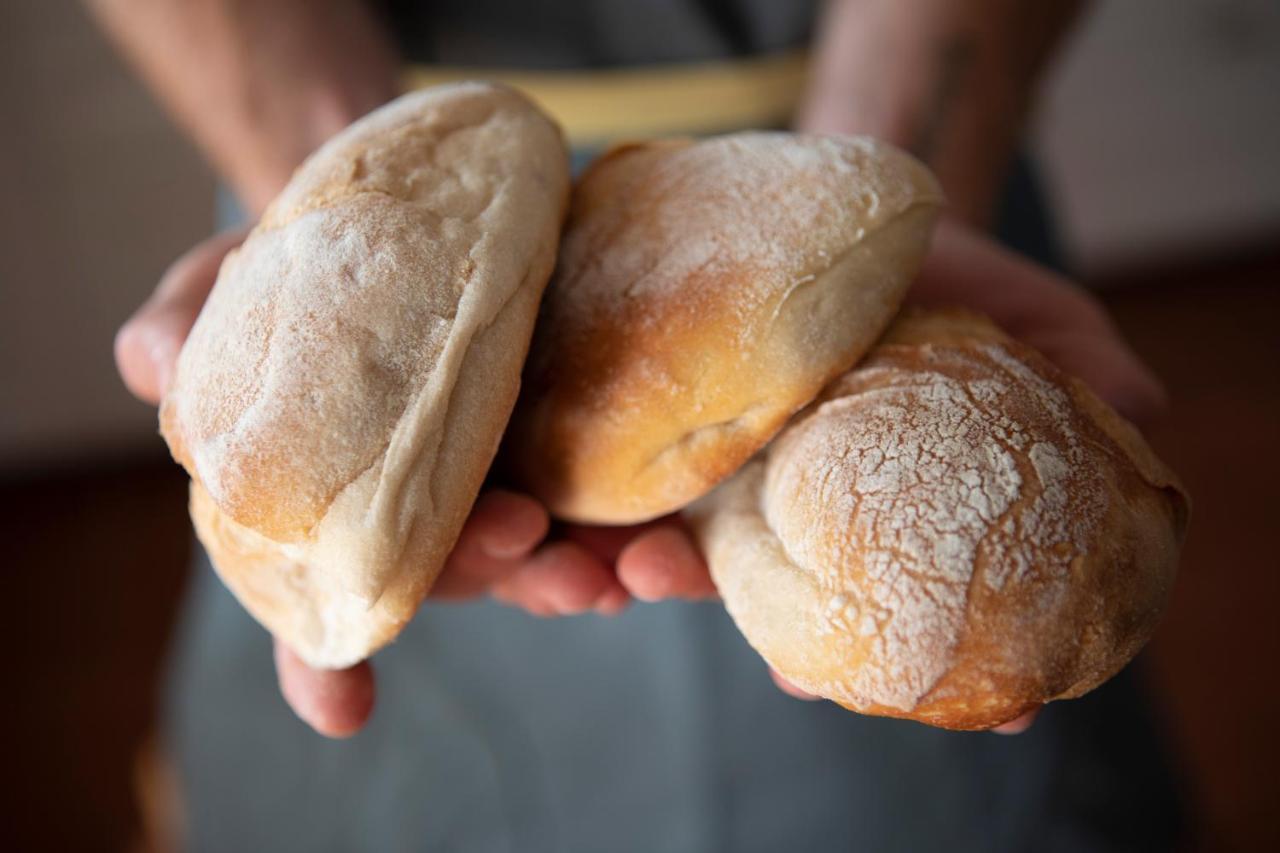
[382,0,818,68]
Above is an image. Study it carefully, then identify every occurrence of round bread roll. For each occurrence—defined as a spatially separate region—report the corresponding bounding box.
[508,133,943,524]
[686,311,1189,729]
[160,83,570,668]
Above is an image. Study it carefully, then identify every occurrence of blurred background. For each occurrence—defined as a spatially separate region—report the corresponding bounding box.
[2,0,1278,849]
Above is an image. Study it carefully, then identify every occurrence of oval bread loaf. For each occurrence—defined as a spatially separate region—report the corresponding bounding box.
[160,83,570,668]
[686,310,1189,729]
[507,133,943,524]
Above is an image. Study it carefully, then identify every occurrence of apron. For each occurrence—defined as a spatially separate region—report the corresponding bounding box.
[171,3,1184,849]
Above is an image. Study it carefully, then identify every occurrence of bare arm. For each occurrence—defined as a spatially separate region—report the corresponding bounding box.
[95,0,628,736]
[794,5,1157,736]
[85,0,401,215]
[798,0,1085,225]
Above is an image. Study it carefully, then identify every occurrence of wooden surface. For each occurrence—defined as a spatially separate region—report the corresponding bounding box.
[2,253,1276,851]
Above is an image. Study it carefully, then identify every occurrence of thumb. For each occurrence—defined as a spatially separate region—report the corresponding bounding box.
[114,226,250,405]
[274,640,376,738]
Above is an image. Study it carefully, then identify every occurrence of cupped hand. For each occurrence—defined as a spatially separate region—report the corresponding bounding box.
[592,218,1169,734]
[118,229,636,736]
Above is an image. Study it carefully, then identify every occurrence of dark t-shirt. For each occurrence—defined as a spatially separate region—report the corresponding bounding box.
[380,0,818,67]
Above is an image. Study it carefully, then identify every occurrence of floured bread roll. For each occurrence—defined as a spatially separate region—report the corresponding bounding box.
[160,83,570,668]
[508,133,943,523]
[687,311,1189,729]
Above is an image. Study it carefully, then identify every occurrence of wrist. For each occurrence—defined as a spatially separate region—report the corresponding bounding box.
[92,0,401,216]
[228,75,399,215]
[795,0,934,146]
[798,0,1076,229]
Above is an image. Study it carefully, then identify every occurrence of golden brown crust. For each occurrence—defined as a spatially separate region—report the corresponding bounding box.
[161,83,570,667]
[687,310,1188,729]
[508,133,943,523]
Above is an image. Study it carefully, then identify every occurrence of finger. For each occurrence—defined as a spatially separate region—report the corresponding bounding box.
[616,525,716,602]
[594,586,632,616]
[466,490,550,559]
[490,541,625,615]
[990,708,1039,735]
[115,227,250,404]
[273,640,375,738]
[431,490,549,599]
[1032,325,1168,429]
[561,519,668,564]
[769,668,821,701]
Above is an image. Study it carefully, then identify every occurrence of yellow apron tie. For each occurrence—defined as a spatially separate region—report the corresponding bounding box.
[402,50,809,148]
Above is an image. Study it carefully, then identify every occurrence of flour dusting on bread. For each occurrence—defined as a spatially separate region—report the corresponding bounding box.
[690,311,1187,729]
[161,84,569,667]
[511,132,943,523]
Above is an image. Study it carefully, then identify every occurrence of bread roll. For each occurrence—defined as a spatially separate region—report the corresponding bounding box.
[508,133,943,523]
[160,83,570,668]
[687,311,1189,729]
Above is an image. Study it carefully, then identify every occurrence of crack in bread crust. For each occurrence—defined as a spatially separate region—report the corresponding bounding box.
[689,310,1188,729]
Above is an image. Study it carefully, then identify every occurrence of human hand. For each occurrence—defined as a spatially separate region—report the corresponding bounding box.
[117,229,636,736]
[587,218,1167,734]
[909,218,1166,428]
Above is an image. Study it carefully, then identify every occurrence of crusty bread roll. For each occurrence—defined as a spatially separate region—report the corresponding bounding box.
[687,311,1189,729]
[508,133,943,524]
[160,83,570,668]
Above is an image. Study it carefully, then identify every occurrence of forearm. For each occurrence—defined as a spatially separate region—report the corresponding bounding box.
[797,0,1084,225]
[86,0,401,215]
